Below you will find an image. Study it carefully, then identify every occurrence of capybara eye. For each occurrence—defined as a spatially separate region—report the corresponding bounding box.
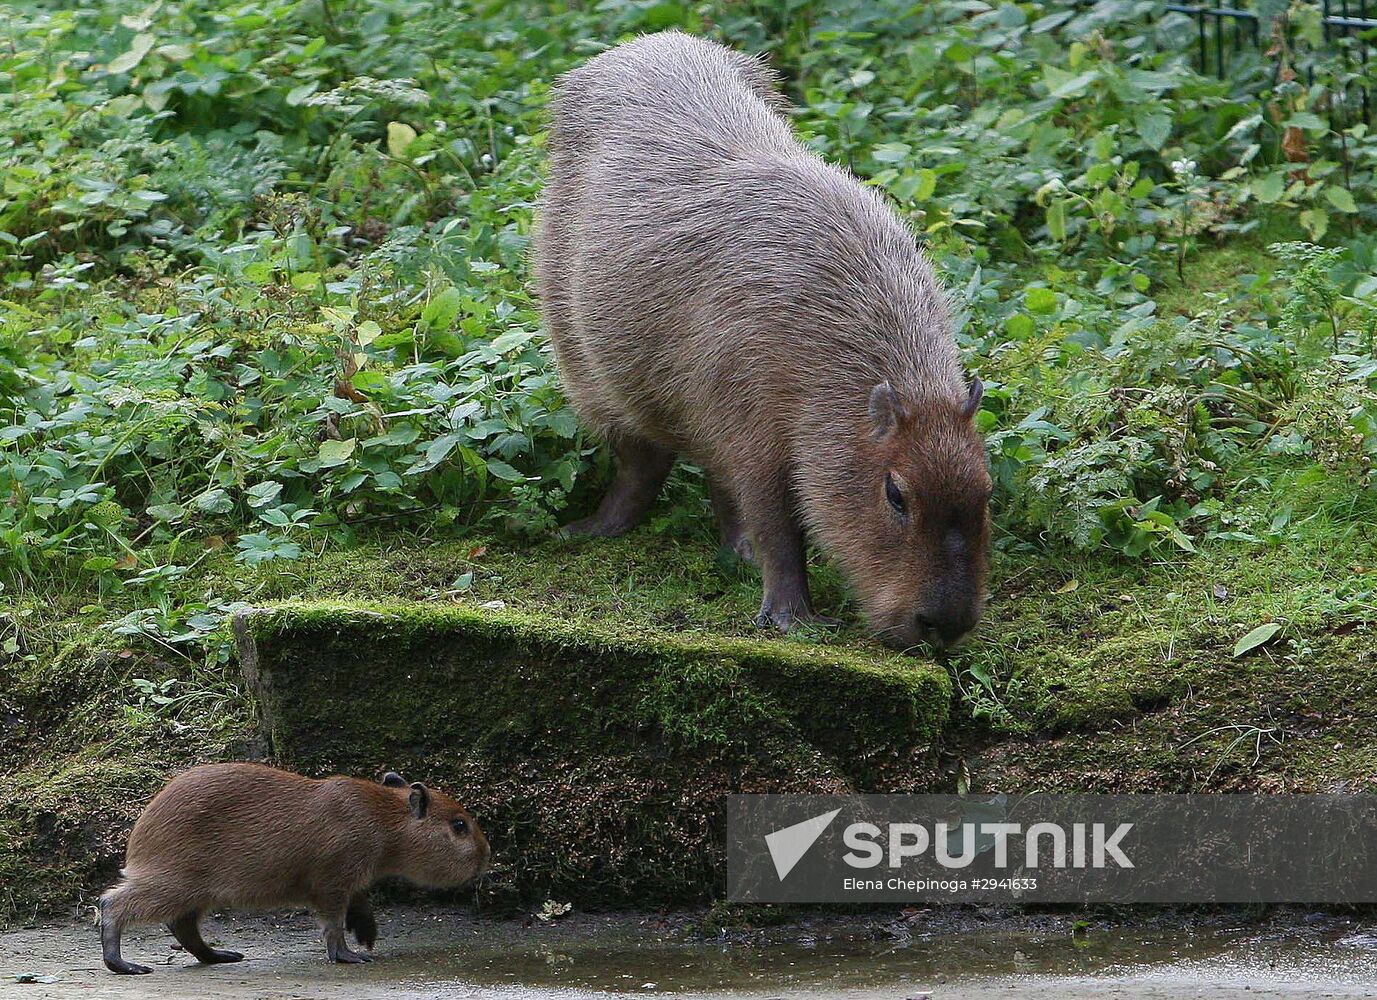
[885,473,906,515]
[451,818,468,836]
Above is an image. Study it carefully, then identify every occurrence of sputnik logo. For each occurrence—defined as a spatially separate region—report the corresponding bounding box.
[764,809,841,880]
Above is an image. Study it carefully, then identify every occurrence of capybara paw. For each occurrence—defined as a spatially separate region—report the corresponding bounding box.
[754,606,796,632]
[755,604,837,633]
[105,958,153,975]
[205,948,244,964]
[329,946,374,965]
[559,514,631,538]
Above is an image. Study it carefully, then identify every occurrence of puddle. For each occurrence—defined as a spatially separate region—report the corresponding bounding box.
[3,908,1376,999]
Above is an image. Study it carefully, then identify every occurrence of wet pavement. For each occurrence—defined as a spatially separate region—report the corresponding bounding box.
[4,907,1376,999]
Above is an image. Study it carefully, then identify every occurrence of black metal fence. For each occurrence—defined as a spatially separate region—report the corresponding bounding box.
[1161,2,1375,123]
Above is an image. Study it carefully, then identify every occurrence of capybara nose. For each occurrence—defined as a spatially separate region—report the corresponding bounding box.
[913,610,976,649]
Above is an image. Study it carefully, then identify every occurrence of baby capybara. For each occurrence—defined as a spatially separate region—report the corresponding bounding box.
[99,763,489,975]
[533,32,991,650]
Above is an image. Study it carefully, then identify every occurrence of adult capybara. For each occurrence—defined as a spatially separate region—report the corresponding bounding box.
[99,763,489,974]
[533,31,991,649]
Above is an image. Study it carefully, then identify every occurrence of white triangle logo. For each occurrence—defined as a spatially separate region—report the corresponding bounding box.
[765,808,841,881]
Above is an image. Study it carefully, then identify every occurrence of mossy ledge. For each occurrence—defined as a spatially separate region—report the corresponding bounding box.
[234,601,951,906]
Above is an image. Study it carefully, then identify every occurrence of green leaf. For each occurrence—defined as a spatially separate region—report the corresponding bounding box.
[387,121,418,158]
[420,287,464,331]
[195,489,234,514]
[487,328,537,354]
[146,502,186,522]
[427,433,462,464]
[317,438,357,468]
[1232,622,1281,658]
[1135,112,1172,151]
[1004,313,1035,339]
[351,370,388,395]
[1042,67,1098,100]
[892,168,937,202]
[486,459,525,482]
[245,481,283,507]
[356,320,382,346]
[1046,199,1067,242]
[1252,173,1285,204]
[1299,208,1329,240]
[1325,186,1358,213]
[912,168,937,201]
[108,33,156,74]
[1024,287,1058,315]
[870,142,911,164]
[1283,111,1328,132]
[286,82,318,106]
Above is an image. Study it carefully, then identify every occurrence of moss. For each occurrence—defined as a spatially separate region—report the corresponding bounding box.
[945,474,1377,793]
[237,600,950,906]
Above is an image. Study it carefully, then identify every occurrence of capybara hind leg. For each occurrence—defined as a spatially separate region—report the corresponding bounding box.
[708,474,754,563]
[564,435,674,537]
[100,894,152,976]
[168,912,244,965]
[345,891,377,951]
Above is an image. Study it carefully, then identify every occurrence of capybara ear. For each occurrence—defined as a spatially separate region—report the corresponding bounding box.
[381,772,407,788]
[408,782,430,819]
[868,381,905,438]
[962,377,984,420]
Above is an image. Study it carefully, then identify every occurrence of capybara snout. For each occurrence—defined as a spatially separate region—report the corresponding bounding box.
[100,763,489,975]
[841,385,992,651]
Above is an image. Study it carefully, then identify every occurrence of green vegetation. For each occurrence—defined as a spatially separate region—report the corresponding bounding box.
[3,0,1377,921]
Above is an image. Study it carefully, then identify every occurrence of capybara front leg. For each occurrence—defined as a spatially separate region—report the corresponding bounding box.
[100,894,152,976]
[738,474,824,632]
[563,435,674,537]
[168,911,244,965]
[345,891,378,951]
[708,474,754,563]
[319,897,374,965]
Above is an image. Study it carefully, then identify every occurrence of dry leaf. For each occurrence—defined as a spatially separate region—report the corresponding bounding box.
[1282,126,1308,164]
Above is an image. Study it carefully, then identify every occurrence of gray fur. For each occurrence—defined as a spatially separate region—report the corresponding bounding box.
[533,31,988,646]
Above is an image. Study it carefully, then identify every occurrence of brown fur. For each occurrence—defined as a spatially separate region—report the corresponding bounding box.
[533,32,991,648]
[99,763,489,974]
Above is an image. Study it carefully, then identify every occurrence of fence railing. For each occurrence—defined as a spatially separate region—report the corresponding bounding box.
[1158,1,1375,124]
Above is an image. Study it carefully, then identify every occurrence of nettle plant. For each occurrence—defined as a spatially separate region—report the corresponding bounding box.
[4,0,1377,594]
